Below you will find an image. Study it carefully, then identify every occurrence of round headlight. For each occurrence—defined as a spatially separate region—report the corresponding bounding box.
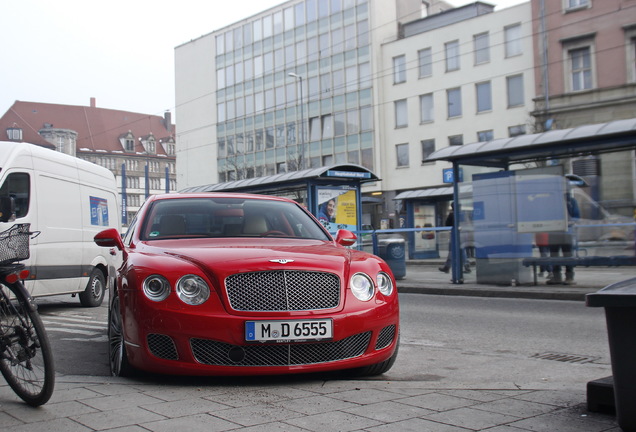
[143,275,171,301]
[377,272,394,296]
[176,275,210,305]
[350,273,374,301]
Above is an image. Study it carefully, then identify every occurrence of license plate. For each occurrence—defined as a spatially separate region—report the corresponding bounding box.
[245,319,333,342]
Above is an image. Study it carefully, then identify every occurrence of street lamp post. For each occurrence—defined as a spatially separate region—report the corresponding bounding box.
[288,72,305,170]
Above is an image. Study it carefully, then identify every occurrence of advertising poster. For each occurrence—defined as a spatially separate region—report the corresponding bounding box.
[90,196,109,226]
[317,187,357,233]
[413,203,437,251]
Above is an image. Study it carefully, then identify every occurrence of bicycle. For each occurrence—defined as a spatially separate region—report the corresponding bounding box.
[0,223,55,406]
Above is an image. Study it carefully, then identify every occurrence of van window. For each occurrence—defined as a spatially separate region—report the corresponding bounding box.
[0,173,30,218]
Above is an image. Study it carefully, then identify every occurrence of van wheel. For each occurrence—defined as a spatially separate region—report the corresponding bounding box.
[79,269,106,307]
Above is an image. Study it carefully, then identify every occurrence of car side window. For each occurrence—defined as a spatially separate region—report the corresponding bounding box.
[123,216,138,245]
[0,172,30,218]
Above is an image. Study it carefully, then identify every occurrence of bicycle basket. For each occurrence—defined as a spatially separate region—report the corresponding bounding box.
[0,223,32,265]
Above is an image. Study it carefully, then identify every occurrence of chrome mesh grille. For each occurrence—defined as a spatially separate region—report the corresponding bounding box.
[147,333,178,360]
[190,332,371,366]
[375,325,396,350]
[225,270,340,311]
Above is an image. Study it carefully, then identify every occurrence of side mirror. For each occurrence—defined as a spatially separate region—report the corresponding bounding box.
[0,196,15,223]
[335,229,357,247]
[94,228,125,250]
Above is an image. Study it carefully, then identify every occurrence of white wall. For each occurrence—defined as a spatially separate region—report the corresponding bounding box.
[175,34,218,189]
[379,2,534,192]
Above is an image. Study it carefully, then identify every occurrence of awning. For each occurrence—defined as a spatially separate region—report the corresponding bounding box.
[180,164,379,193]
[425,118,636,167]
[394,184,472,200]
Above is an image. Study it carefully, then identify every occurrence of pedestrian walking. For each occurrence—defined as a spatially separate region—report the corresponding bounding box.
[439,202,471,274]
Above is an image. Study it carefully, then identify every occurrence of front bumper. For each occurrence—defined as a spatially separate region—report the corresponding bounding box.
[121,292,399,376]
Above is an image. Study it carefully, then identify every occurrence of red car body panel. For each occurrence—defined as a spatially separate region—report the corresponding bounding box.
[102,193,400,376]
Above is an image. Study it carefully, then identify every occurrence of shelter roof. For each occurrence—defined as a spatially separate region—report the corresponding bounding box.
[426,118,636,167]
[180,164,379,193]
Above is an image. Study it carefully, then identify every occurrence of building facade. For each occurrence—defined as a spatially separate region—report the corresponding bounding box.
[380,1,534,204]
[175,0,635,228]
[0,99,177,223]
[531,0,636,217]
[175,0,454,215]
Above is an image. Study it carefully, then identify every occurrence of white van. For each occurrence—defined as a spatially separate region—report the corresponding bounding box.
[0,141,120,306]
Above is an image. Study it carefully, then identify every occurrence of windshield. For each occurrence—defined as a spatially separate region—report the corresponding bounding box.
[140,197,331,241]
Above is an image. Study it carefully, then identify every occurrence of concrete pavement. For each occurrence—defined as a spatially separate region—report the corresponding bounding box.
[0,261,629,431]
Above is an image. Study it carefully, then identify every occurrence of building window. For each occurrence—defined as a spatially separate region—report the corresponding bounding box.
[347,109,360,134]
[6,127,22,141]
[125,138,135,152]
[445,40,460,72]
[509,125,526,137]
[570,46,593,91]
[476,81,492,113]
[396,143,409,167]
[474,32,490,65]
[504,24,522,57]
[629,36,636,83]
[321,114,333,139]
[360,106,373,131]
[506,74,524,107]
[418,48,432,78]
[216,34,225,55]
[146,139,156,154]
[448,135,463,146]
[421,139,435,162]
[447,88,462,118]
[126,176,140,189]
[395,99,408,128]
[478,130,494,142]
[393,55,406,84]
[565,0,590,11]
[419,93,434,123]
[309,117,321,141]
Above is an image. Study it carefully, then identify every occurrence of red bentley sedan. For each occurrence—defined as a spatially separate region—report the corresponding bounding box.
[94,193,399,377]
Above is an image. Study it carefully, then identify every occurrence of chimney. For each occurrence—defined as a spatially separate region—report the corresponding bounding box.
[90,97,96,108]
[164,111,172,132]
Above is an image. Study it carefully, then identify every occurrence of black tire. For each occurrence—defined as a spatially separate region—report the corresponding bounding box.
[0,281,55,406]
[352,339,400,377]
[79,268,106,307]
[108,291,134,377]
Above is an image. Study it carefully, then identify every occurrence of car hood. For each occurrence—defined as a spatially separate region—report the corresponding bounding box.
[140,238,355,275]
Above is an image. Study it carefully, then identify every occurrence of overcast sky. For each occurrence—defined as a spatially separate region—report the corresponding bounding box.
[1,0,526,121]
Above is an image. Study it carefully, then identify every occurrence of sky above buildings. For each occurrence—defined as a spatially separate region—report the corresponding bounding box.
[1,0,525,122]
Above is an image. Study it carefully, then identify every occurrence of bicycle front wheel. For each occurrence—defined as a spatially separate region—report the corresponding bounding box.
[0,281,55,406]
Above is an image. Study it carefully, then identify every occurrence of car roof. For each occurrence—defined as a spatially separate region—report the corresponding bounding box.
[147,192,295,203]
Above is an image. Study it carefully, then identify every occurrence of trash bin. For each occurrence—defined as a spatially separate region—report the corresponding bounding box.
[378,238,406,280]
[586,277,636,431]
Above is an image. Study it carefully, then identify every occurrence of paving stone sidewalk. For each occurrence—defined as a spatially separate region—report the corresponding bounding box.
[0,374,620,431]
[0,262,628,431]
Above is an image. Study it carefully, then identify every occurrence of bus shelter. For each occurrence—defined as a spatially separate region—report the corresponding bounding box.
[421,118,636,284]
[179,164,379,236]
[395,184,474,260]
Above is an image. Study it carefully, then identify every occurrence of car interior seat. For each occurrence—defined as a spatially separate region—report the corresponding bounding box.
[158,214,187,236]
[242,213,268,235]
